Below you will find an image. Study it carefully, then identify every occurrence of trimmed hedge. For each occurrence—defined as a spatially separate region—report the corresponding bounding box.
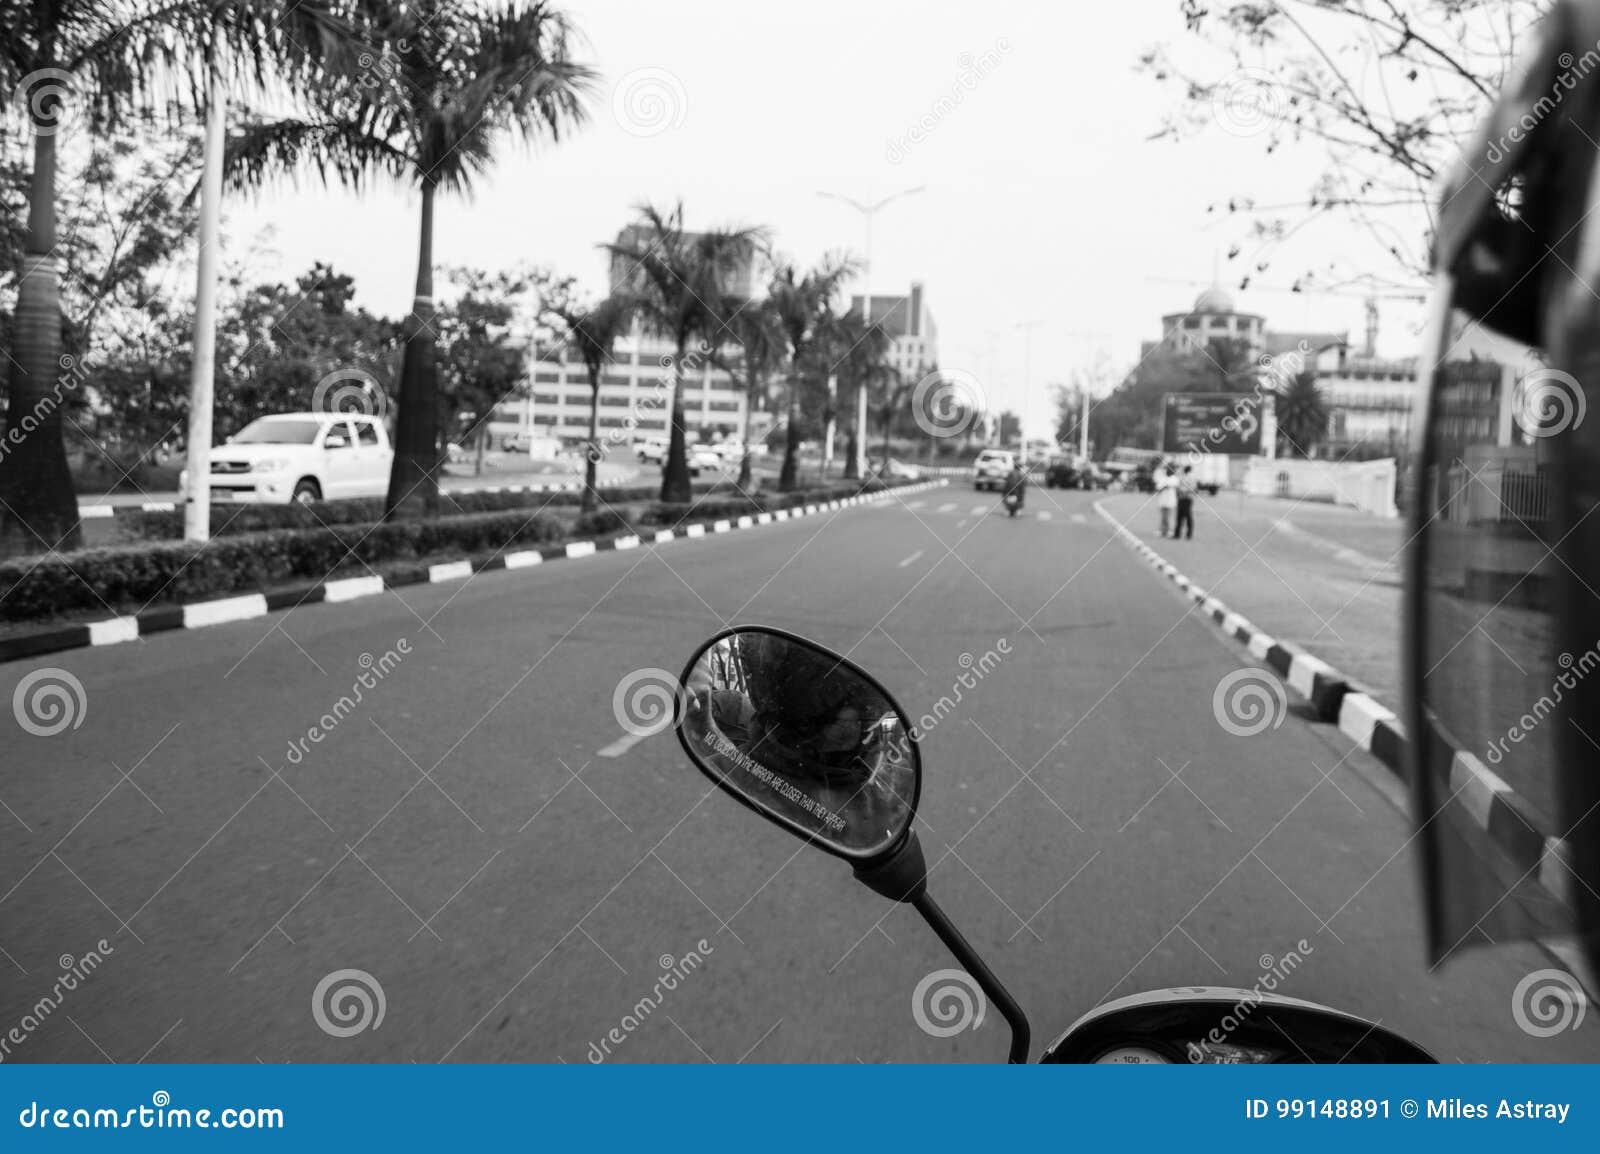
[1,509,567,622]
[112,484,689,541]
[3,476,903,624]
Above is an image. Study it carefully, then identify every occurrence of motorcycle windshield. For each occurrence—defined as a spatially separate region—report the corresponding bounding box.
[1410,0,1600,971]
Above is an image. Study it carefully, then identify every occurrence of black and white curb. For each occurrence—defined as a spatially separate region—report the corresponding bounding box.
[1095,501,1575,913]
[5,481,947,664]
[76,480,587,519]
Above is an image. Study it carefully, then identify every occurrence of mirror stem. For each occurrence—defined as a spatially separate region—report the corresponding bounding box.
[912,891,1031,1064]
[855,835,1031,1062]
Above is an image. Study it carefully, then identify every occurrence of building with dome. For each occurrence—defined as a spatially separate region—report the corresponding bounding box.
[1158,285,1265,355]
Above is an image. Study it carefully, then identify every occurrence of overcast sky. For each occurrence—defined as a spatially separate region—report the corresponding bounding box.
[226,0,1433,439]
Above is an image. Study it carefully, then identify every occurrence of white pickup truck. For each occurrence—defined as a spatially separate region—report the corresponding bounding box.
[182,412,394,504]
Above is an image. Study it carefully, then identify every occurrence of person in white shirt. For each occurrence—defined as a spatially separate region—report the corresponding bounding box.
[1155,465,1177,537]
[1174,466,1197,539]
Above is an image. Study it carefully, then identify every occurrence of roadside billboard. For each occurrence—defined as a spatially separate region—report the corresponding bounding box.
[1161,392,1264,456]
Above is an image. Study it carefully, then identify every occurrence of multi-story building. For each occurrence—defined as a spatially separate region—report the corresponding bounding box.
[491,225,759,449]
[848,281,939,381]
[1158,285,1265,354]
[491,318,751,447]
[1318,354,1419,456]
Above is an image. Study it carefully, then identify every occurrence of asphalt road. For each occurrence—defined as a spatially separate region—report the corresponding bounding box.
[2,483,1595,1064]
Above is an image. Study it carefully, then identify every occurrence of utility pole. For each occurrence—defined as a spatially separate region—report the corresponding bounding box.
[1014,319,1044,460]
[183,68,226,543]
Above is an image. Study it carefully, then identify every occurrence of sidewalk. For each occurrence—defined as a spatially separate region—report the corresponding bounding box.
[1101,491,1404,695]
[1098,491,1569,832]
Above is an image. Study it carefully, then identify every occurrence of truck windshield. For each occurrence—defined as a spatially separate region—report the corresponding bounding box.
[232,419,324,445]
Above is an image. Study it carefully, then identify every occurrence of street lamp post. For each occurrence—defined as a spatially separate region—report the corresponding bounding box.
[1014,319,1044,461]
[816,186,925,478]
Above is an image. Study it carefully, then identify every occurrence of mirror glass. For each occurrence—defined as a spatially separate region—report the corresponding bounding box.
[1414,321,1572,949]
[677,629,919,859]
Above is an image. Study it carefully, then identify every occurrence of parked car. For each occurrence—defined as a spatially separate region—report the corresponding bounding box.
[501,430,534,453]
[1043,457,1078,489]
[688,445,725,478]
[972,449,1016,491]
[181,413,393,504]
[869,456,922,480]
[634,437,668,464]
[1079,463,1113,490]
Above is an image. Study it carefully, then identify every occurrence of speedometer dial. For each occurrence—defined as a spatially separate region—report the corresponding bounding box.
[1092,1045,1172,1064]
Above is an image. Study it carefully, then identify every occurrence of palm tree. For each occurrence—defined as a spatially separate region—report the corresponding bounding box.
[1201,335,1260,392]
[1276,369,1328,458]
[0,1,337,555]
[553,290,634,512]
[714,298,786,488]
[768,255,855,491]
[825,310,893,480]
[606,203,765,504]
[223,0,593,521]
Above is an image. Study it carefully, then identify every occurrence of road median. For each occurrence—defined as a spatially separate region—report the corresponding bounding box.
[0,479,945,663]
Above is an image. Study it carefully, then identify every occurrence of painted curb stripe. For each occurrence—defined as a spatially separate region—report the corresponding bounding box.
[88,617,139,646]
[428,560,474,583]
[324,575,385,603]
[182,593,269,629]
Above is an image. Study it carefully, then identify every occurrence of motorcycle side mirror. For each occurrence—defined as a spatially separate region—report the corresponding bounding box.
[675,626,1032,1062]
[675,627,921,862]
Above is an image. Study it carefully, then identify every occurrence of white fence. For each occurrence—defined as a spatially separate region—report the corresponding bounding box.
[1242,457,1399,519]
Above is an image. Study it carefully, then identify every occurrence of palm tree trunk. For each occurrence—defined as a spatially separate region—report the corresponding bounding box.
[779,369,801,492]
[843,382,860,481]
[737,373,755,489]
[582,374,600,512]
[661,338,691,503]
[385,179,440,521]
[0,126,81,556]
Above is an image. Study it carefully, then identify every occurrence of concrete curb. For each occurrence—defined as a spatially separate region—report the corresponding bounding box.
[4,480,947,665]
[1093,500,1572,909]
[76,480,586,519]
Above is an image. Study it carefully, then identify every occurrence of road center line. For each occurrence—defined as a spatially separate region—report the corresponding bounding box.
[597,732,648,759]
[897,550,925,568]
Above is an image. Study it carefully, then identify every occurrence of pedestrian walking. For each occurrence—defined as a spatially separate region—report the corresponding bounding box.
[1174,466,1196,540]
[1156,465,1176,537]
